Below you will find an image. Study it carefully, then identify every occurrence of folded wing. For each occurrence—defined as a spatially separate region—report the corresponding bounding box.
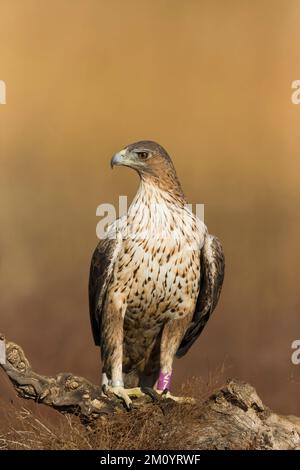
[89,236,121,346]
[176,234,225,358]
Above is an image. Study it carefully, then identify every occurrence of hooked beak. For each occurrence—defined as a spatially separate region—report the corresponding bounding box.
[110,149,126,169]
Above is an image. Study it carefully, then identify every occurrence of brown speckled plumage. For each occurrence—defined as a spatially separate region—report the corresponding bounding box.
[89,141,224,389]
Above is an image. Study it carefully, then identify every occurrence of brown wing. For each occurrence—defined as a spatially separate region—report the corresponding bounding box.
[89,236,121,346]
[176,234,225,358]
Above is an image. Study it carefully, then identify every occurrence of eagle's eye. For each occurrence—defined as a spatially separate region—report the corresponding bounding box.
[136,151,149,160]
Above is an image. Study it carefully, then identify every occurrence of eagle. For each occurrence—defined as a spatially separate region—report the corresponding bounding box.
[89,141,224,406]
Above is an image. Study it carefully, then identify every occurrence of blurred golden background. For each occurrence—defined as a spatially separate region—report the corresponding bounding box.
[1,0,300,415]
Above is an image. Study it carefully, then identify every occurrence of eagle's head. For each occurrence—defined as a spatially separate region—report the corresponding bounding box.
[111,141,171,173]
[111,141,184,200]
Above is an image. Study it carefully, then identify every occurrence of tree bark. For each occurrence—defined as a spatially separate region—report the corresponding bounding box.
[1,333,300,450]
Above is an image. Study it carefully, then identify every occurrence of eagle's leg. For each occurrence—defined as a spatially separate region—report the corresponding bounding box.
[101,297,125,384]
[157,313,195,403]
[101,296,145,408]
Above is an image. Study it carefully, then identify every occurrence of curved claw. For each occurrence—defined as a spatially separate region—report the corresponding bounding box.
[141,387,161,402]
[102,385,145,409]
[156,389,196,404]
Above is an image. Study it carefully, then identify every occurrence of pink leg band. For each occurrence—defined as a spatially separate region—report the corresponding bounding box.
[157,370,172,391]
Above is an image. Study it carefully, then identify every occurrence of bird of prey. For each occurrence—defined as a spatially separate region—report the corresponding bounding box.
[89,141,224,406]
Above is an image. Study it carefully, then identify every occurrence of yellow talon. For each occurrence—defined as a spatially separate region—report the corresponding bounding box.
[156,389,196,404]
[103,385,145,408]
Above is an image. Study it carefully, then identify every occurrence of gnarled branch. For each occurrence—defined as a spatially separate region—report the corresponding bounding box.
[0,333,122,419]
[1,333,300,449]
